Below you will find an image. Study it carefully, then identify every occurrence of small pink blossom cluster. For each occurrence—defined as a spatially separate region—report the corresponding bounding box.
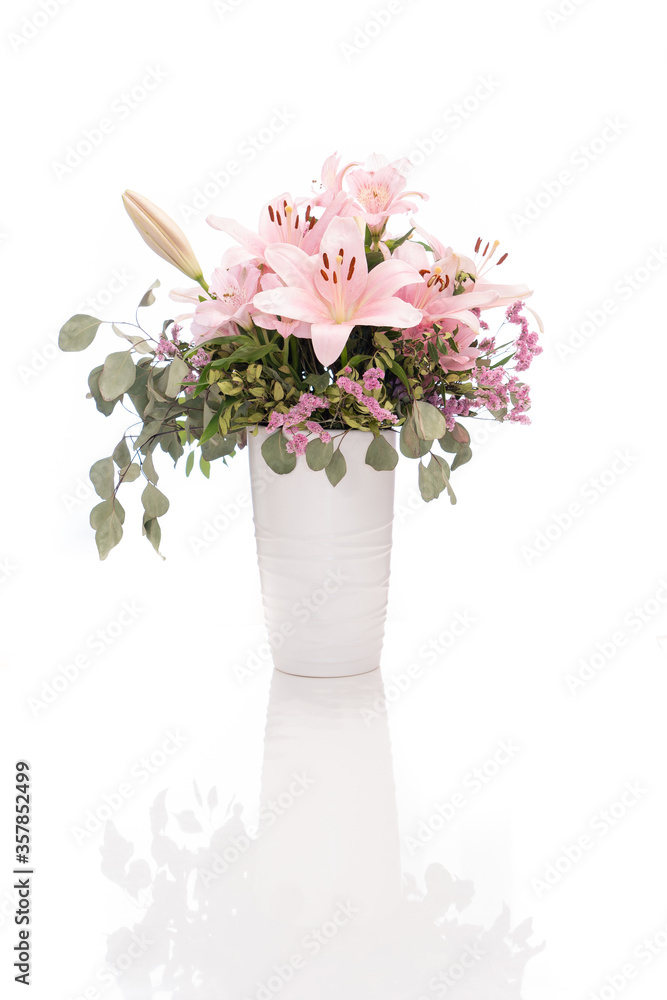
[336,375,398,425]
[267,393,332,453]
[362,367,385,390]
[472,366,532,424]
[505,302,543,372]
[443,396,475,432]
[155,338,178,361]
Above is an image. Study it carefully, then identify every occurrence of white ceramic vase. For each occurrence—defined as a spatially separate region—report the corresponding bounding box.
[248,427,396,678]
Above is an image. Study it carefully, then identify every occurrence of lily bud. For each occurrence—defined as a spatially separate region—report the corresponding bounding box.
[122,190,205,284]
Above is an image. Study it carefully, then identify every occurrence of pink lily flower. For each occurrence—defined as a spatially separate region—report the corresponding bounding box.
[253,271,311,340]
[252,216,423,367]
[394,240,499,334]
[206,189,351,264]
[190,263,262,345]
[347,153,428,236]
[313,151,360,207]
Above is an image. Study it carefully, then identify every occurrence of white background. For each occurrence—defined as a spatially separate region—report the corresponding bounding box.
[1,0,666,997]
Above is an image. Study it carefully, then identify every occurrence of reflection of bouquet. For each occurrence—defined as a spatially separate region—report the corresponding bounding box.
[60,153,542,559]
[101,789,545,1000]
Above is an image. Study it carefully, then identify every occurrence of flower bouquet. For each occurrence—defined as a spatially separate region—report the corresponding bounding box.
[60,153,542,675]
[60,152,542,561]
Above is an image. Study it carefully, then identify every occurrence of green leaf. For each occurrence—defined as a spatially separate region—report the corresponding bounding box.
[112,438,131,469]
[59,314,102,352]
[387,358,410,392]
[400,417,431,459]
[143,517,164,558]
[90,498,125,530]
[138,279,160,308]
[374,331,394,352]
[127,361,152,417]
[113,323,153,355]
[438,430,460,454]
[365,250,384,270]
[201,433,236,462]
[306,373,330,394]
[99,351,137,401]
[261,430,296,475]
[87,366,117,416]
[165,357,190,398]
[141,483,170,518]
[325,448,347,486]
[142,449,159,484]
[185,451,195,477]
[200,456,211,479]
[452,444,473,471]
[199,404,224,445]
[413,400,447,441]
[418,454,457,504]
[306,437,333,471]
[365,434,398,471]
[94,507,124,560]
[385,228,415,250]
[90,457,114,499]
[121,463,141,482]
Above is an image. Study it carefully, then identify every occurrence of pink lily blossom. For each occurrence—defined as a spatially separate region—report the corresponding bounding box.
[206,190,351,265]
[394,240,499,333]
[253,216,423,366]
[190,263,262,345]
[313,152,359,207]
[346,154,428,236]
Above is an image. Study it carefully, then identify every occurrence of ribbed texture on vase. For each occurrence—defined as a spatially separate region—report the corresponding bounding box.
[249,428,396,678]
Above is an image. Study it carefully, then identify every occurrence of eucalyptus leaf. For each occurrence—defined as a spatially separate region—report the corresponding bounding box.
[142,483,170,518]
[90,457,115,499]
[365,434,398,471]
[143,517,164,558]
[99,351,137,401]
[438,430,460,454]
[306,437,333,471]
[201,433,236,462]
[142,449,159,484]
[185,451,195,477]
[452,445,473,471]
[200,456,211,479]
[138,279,160,309]
[413,400,447,441]
[165,357,190,398]
[325,449,347,486]
[59,314,102,352]
[95,509,124,560]
[113,323,153,355]
[400,417,431,459]
[120,463,141,483]
[87,366,117,416]
[112,439,131,469]
[90,498,125,530]
[261,430,296,475]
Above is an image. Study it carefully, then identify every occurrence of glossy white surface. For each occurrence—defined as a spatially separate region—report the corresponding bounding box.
[249,428,396,677]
